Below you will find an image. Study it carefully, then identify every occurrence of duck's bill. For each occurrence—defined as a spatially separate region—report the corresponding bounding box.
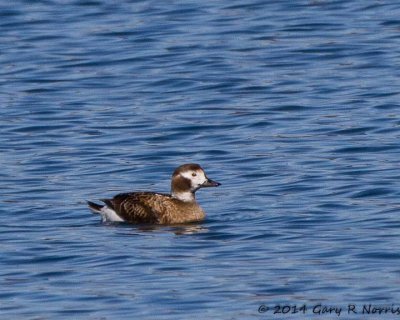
[201,178,221,187]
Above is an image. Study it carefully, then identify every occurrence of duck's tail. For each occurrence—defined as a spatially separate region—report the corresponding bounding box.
[87,200,124,222]
[87,200,104,214]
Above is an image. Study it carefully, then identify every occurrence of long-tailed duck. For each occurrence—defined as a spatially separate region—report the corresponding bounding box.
[87,163,221,224]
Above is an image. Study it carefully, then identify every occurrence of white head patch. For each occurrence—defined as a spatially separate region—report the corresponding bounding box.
[180,169,208,191]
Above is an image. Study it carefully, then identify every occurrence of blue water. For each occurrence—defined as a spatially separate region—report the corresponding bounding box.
[1,0,400,319]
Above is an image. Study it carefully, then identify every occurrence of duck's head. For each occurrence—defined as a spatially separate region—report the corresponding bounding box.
[171,163,221,202]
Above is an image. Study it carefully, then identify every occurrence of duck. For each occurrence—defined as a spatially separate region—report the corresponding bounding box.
[87,163,221,224]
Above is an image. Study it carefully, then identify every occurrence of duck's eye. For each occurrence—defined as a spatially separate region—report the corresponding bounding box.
[192,172,197,177]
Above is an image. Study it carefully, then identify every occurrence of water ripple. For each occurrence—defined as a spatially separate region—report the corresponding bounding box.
[1,0,400,319]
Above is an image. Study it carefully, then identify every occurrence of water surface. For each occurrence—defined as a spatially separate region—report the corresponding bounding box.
[1,0,400,319]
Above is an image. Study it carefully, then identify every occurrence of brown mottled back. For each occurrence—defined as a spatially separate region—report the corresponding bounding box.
[103,191,206,224]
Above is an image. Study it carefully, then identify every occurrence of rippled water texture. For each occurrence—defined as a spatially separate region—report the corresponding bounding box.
[1,0,400,319]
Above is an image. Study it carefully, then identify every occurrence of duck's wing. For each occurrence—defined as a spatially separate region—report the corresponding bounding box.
[103,192,163,224]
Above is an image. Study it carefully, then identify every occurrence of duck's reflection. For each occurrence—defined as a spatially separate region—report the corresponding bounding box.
[137,223,208,235]
[105,221,209,235]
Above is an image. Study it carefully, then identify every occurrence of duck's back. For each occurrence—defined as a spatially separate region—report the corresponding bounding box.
[104,192,205,224]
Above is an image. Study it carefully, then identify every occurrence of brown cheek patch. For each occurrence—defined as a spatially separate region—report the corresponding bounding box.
[173,175,192,193]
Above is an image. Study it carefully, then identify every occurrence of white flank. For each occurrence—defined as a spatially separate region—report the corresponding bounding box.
[100,206,124,222]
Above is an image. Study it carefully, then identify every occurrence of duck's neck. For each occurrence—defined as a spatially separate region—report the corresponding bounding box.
[171,190,196,202]
[171,175,196,202]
